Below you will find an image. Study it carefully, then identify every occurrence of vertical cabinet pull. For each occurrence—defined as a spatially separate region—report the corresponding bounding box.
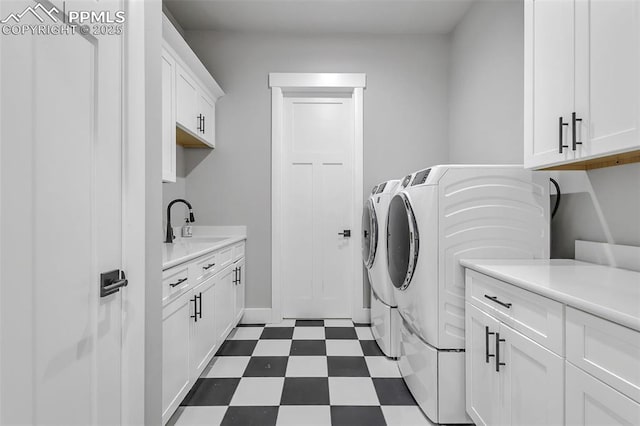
[238,267,241,284]
[197,292,202,319]
[191,296,198,322]
[572,112,583,150]
[197,114,202,132]
[202,116,205,134]
[495,332,506,372]
[485,326,495,363]
[558,117,569,153]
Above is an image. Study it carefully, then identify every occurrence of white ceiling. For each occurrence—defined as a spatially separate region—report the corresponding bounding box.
[163,0,475,35]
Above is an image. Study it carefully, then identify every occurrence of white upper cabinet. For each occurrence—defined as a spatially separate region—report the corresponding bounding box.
[525,0,640,170]
[161,14,224,181]
[175,63,199,135]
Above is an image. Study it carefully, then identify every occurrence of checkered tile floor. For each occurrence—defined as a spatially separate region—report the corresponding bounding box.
[167,319,435,426]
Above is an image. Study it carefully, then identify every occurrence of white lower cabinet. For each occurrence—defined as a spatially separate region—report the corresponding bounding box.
[234,257,246,324]
[566,362,640,426]
[214,265,236,346]
[162,291,192,424]
[162,240,246,424]
[190,275,217,381]
[465,268,640,426]
[465,302,563,426]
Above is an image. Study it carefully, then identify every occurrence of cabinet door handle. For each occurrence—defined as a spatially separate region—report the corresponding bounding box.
[203,262,216,271]
[169,277,187,288]
[202,115,205,133]
[197,292,202,319]
[197,114,202,131]
[239,266,242,284]
[484,294,512,309]
[495,332,506,372]
[558,117,569,153]
[485,326,495,363]
[191,296,198,322]
[572,112,583,150]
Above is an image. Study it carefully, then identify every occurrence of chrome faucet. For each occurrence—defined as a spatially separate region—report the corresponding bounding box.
[165,199,195,243]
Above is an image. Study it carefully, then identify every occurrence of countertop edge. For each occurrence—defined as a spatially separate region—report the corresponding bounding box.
[162,235,247,270]
[460,260,640,333]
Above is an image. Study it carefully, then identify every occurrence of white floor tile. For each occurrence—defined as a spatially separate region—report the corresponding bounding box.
[169,406,227,426]
[324,319,353,327]
[266,319,296,327]
[229,377,285,406]
[328,377,379,406]
[228,327,263,340]
[365,356,401,377]
[205,356,250,378]
[292,326,325,340]
[355,327,375,340]
[252,339,292,356]
[382,406,436,426]
[326,340,363,356]
[276,406,332,426]
[285,356,328,377]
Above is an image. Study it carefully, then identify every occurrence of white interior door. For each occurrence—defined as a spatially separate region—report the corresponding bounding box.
[281,95,354,318]
[1,1,125,424]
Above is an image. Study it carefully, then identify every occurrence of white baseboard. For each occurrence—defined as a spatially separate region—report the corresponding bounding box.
[241,308,273,324]
[352,308,371,324]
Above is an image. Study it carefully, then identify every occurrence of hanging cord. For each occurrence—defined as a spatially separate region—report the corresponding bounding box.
[550,178,561,219]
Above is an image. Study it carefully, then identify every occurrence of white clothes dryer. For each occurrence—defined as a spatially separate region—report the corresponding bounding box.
[362,179,400,357]
[386,165,550,424]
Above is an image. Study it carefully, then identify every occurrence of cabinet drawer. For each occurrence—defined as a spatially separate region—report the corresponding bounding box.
[162,265,190,304]
[195,252,217,282]
[566,307,640,402]
[216,246,233,269]
[466,270,564,355]
[233,241,245,261]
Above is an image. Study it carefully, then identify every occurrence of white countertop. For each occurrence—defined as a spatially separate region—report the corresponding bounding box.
[163,235,246,270]
[460,259,640,332]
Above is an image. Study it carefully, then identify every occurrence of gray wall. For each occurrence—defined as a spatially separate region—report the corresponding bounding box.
[448,0,524,164]
[181,31,451,308]
[449,0,640,257]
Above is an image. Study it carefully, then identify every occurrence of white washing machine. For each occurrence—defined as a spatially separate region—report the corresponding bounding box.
[386,165,550,424]
[362,179,400,357]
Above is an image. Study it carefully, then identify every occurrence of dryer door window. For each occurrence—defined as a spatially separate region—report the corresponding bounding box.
[387,192,419,290]
[362,198,377,268]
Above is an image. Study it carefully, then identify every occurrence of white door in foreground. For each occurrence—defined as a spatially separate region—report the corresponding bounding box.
[282,95,355,318]
[1,1,126,424]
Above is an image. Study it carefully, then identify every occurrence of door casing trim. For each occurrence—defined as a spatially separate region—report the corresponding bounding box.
[269,73,367,323]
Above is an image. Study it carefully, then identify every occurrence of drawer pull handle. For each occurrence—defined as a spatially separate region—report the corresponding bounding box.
[169,277,187,288]
[558,116,569,153]
[484,294,512,309]
[203,263,216,270]
[495,332,506,372]
[485,326,495,363]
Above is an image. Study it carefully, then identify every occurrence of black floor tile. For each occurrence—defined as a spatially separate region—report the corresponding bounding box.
[221,406,278,426]
[325,327,358,339]
[216,340,258,356]
[295,320,325,327]
[243,356,288,377]
[373,378,417,405]
[330,406,386,426]
[289,340,326,356]
[181,378,240,406]
[360,340,385,356]
[280,378,330,405]
[236,324,265,327]
[260,327,294,339]
[327,356,370,377]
